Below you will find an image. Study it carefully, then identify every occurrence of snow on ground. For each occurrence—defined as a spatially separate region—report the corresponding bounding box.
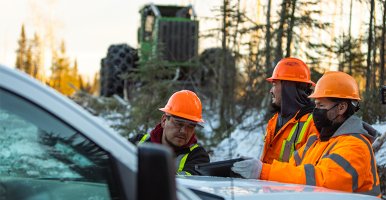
[374,122,386,166]
[209,111,266,161]
[373,122,386,135]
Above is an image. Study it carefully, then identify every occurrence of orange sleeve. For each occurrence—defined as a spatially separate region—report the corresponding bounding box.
[262,136,377,193]
[260,163,271,180]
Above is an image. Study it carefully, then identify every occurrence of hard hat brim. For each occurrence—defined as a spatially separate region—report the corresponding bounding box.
[266,77,316,86]
[308,93,361,100]
[159,108,205,123]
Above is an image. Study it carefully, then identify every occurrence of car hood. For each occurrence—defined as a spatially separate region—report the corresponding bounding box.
[177,176,378,200]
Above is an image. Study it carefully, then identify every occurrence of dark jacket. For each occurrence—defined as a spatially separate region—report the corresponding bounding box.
[129,124,210,175]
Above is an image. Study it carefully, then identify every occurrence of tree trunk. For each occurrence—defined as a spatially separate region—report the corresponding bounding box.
[380,0,386,86]
[274,0,288,64]
[222,0,228,53]
[348,0,353,75]
[372,17,377,89]
[285,0,297,57]
[366,0,375,92]
[219,0,229,133]
[266,0,272,70]
[231,0,241,53]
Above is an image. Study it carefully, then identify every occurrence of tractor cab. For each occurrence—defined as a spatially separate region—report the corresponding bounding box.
[138,4,198,63]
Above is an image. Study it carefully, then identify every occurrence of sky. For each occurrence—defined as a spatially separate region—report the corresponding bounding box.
[0,0,222,79]
[0,0,376,80]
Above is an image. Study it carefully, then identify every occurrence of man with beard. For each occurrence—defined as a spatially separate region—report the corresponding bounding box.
[232,71,381,197]
[260,57,318,164]
[130,90,209,175]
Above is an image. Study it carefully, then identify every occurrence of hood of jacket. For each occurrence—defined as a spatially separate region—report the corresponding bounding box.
[332,115,375,142]
[277,81,313,128]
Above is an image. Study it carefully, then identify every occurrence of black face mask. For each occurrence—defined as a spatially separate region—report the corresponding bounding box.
[312,104,339,132]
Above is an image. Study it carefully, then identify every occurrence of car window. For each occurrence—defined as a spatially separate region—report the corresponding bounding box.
[0,88,115,199]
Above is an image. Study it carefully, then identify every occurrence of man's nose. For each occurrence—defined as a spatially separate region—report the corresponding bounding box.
[179,124,189,133]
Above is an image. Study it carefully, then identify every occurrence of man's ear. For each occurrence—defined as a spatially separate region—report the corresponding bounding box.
[337,102,348,115]
[161,114,167,128]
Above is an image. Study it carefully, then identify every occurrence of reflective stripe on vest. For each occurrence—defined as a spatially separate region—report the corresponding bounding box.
[176,171,192,176]
[322,141,338,158]
[279,114,313,162]
[351,134,381,196]
[294,150,302,166]
[295,134,318,165]
[176,144,199,174]
[138,133,150,144]
[138,133,199,175]
[324,153,359,192]
[304,164,316,186]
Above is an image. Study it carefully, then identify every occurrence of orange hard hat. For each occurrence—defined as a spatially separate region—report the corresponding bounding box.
[308,71,361,100]
[159,90,204,122]
[266,57,316,86]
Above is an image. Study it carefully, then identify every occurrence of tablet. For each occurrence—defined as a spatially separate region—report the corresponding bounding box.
[195,158,247,177]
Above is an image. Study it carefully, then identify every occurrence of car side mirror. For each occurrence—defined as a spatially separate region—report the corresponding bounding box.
[138,143,177,200]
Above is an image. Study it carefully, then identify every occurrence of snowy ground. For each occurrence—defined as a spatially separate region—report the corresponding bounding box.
[374,122,386,165]
[208,112,266,161]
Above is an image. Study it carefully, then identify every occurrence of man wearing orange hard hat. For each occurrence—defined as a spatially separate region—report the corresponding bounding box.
[130,90,209,175]
[232,71,381,197]
[263,57,318,164]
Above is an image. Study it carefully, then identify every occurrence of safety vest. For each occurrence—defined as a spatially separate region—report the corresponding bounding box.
[138,133,199,175]
[262,112,316,164]
[279,114,313,162]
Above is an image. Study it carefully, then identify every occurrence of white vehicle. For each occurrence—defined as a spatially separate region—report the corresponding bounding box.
[0,64,378,200]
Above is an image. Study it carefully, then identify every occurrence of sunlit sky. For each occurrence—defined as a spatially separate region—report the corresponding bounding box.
[0,0,376,80]
[0,0,223,80]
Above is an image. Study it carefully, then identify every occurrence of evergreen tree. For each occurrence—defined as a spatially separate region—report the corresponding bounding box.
[381,0,386,86]
[15,25,44,80]
[49,40,74,95]
[79,73,99,95]
[265,0,272,70]
[91,72,100,95]
[30,33,44,80]
[366,0,375,92]
[50,46,61,89]
[25,44,33,75]
[15,24,27,71]
[325,35,366,76]
[274,0,289,64]
[70,59,81,91]
[124,43,177,135]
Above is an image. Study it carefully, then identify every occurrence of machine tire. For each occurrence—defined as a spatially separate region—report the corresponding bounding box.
[100,44,138,97]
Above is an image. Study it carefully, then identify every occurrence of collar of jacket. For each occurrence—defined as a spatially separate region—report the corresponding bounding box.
[150,123,198,151]
[330,115,374,142]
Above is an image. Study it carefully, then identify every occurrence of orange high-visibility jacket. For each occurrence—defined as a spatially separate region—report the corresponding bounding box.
[261,112,318,164]
[260,115,381,197]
